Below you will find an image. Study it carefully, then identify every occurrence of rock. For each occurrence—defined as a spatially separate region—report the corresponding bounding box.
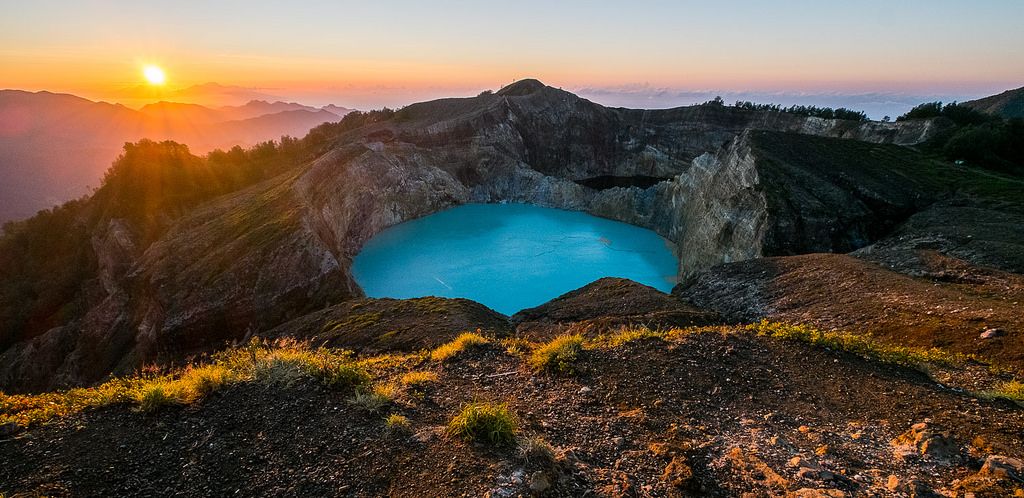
[885,475,901,492]
[890,422,960,461]
[0,422,24,438]
[980,327,1006,339]
[790,489,847,498]
[528,471,550,493]
[662,456,694,488]
[578,386,592,395]
[979,455,1023,480]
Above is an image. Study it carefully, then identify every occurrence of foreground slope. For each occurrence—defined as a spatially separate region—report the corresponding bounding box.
[2,324,1022,497]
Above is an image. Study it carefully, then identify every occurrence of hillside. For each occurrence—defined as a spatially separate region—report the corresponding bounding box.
[2,79,1021,394]
[964,86,1024,119]
[0,90,352,223]
[1,79,1023,496]
[2,318,1023,496]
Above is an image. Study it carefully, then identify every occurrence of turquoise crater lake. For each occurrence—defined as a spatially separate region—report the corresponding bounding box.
[351,203,679,315]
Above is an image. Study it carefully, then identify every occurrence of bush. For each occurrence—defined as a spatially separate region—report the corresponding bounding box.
[528,334,584,373]
[447,402,518,446]
[430,332,490,362]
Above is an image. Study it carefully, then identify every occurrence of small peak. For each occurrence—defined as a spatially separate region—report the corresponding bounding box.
[496,79,548,97]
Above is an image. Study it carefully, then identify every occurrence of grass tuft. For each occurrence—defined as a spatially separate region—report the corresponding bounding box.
[604,326,666,346]
[430,332,490,362]
[447,402,518,446]
[349,384,395,413]
[385,413,411,432]
[528,334,585,373]
[399,371,439,389]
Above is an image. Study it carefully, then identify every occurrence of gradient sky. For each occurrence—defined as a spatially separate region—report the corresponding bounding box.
[2,0,1023,112]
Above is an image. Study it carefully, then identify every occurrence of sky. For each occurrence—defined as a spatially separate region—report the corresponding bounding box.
[2,0,1023,117]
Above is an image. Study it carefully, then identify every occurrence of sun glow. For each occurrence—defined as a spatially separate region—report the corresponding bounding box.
[142,65,166,85]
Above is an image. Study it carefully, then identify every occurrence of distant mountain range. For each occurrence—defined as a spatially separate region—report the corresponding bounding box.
[964,85,1024,119]
[0,90,353,223]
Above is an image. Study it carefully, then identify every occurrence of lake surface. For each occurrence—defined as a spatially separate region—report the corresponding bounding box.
[351,203,679,315]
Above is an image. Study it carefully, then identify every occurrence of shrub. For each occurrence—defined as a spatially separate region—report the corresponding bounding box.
[528,334,585,373]
[430,332,490,362]
[385,413,412,432]
[447,402,518,446]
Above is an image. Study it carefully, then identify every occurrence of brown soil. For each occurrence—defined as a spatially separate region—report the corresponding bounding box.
[263,296,512,353]
[514,278,721,340]
[2,330,1022,497]
[678,252,1024,371]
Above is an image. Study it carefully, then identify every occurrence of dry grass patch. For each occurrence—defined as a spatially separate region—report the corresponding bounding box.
[430,332,490,362]
[528,334,584,373]
[744,320,977,369]
[518,435,557,464]
[1,339,369,426]
[399,371,439,389]
[385,413,411,432]
[983,380,1024,406]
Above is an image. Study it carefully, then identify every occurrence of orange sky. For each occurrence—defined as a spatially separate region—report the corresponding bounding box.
[2,1,1023,109]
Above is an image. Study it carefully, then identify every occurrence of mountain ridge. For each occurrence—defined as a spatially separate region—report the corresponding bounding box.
[0,90,355,223]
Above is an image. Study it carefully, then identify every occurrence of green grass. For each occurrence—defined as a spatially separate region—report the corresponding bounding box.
[528,334,584,373]
[430,332,490,362]
[447,402,518,446]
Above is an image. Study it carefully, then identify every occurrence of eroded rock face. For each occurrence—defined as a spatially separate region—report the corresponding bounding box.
[0,80,951,392]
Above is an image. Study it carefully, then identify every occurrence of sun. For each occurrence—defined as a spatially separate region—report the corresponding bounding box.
[142,65,166,85]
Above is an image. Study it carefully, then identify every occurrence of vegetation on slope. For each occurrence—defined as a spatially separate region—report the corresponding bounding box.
[0,339,368,427]
[4,320,1023,496]
[898,101,1024,175]
[5,321,1016,431]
